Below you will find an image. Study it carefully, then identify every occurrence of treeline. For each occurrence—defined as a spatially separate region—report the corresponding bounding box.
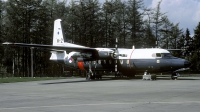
[0,0,200,77]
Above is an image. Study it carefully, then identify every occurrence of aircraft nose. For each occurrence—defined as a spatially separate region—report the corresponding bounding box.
[184,60,191,67]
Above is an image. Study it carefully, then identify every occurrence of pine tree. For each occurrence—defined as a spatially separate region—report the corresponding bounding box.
[126,0,144,48]
[184,28,193,59]
[0,0,6,75]
[193,22,200,50]
[151,0,166,48]
[159,16,173,49]
[191,22,200,71]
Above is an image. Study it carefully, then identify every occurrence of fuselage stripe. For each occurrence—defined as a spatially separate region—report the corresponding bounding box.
[129,49,135,68]
[130,49,134,59]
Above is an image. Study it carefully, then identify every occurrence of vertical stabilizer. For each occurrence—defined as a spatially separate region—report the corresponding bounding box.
[53,19,67,45]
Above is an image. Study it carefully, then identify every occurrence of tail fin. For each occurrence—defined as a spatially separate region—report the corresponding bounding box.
[53,19,67,45]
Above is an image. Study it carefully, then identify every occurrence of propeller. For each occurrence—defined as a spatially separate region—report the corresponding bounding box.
[109,38,127,77]
[115,38,118,75]
[112,38,127,77]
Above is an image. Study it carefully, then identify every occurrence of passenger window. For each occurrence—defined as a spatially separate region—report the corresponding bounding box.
[98,60,101,64]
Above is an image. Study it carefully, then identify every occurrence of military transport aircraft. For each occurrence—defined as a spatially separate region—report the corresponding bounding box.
[3,19,191,80]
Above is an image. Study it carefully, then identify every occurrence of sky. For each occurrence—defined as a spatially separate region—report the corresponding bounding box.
[98,0,200,36]
[143,0,200,36]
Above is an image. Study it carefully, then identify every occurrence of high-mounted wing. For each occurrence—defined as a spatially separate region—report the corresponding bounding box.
[2,42,116,60]
[2,19,117,60]
[2,42,98,53]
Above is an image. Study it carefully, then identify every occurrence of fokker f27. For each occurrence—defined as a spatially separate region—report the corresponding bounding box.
[3,19,191,80]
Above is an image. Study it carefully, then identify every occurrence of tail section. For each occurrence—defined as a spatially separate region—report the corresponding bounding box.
[53,19,85,48]
[53,19,67,45]
[50,19,83,63]
[51,19,68,61]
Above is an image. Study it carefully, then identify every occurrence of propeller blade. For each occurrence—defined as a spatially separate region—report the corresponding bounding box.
[115,38,118,74]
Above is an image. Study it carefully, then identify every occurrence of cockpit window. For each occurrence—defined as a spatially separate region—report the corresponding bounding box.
[152,53,162,58]
[152,53,174,58]
[162,53,174,58]
[156,53,162,57]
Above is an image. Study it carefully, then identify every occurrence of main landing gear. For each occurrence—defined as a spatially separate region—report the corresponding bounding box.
[171,72,180,80]
[86,62,102,81]
[86,72,102,80]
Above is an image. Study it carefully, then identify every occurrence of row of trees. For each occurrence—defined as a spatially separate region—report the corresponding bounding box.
[0,0,200,77]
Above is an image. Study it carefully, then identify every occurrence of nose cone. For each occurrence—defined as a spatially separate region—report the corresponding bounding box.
[184,60,191,68]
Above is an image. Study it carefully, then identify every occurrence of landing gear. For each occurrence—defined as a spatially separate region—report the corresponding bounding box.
[115,72,123,78]
[86,72,102,80]
[86,72,92,81]
[86,62,93,81]
[171,72,179,80]
[86,62,102,81]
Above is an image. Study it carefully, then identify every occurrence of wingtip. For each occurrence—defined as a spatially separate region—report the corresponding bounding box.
[2,42,13,45]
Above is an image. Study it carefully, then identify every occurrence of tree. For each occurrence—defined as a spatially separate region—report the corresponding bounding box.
[68,0,101,47]
[102,0,118,47]
[4,0,58,76]
[191,22,200,71]
[193,22,200,50]
[184,28,193,60]
[159,16,173,49]
[0,0,5,52]
[109,0,127,48]
[126,0,145,48]
[151,0,166,48]
[143,7,156,48]
[0,0,6,75]
[170,23,183,49]
[0,0,3,41]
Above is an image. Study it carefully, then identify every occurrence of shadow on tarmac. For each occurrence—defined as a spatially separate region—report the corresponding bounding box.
[39,76,200,85]
[39,76,140,85]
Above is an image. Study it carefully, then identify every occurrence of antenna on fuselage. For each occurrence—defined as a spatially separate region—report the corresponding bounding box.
[132,46,135,50]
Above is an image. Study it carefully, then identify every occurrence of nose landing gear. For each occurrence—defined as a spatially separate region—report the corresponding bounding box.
[171,72,180,80]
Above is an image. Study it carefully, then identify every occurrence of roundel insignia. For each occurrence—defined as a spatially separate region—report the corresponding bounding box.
[68,57,73,63]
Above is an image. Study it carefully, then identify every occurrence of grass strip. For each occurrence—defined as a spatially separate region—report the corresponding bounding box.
[0,77,66,83]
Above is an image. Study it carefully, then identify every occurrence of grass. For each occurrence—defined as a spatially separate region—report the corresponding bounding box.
[0,77,66,83]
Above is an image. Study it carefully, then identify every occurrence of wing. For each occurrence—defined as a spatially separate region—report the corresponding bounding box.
[3,42,117,60]
[2,42,98,53]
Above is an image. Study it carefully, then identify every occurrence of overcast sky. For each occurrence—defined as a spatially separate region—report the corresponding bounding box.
[98,0,200,35]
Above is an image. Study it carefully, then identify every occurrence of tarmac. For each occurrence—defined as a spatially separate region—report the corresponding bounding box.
[0,76,200,112]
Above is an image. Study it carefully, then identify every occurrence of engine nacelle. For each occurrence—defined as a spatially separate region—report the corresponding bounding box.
[70,52,81,59]
[77,57,93,61]
[96,50,127,59]
[97,51,113,59]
